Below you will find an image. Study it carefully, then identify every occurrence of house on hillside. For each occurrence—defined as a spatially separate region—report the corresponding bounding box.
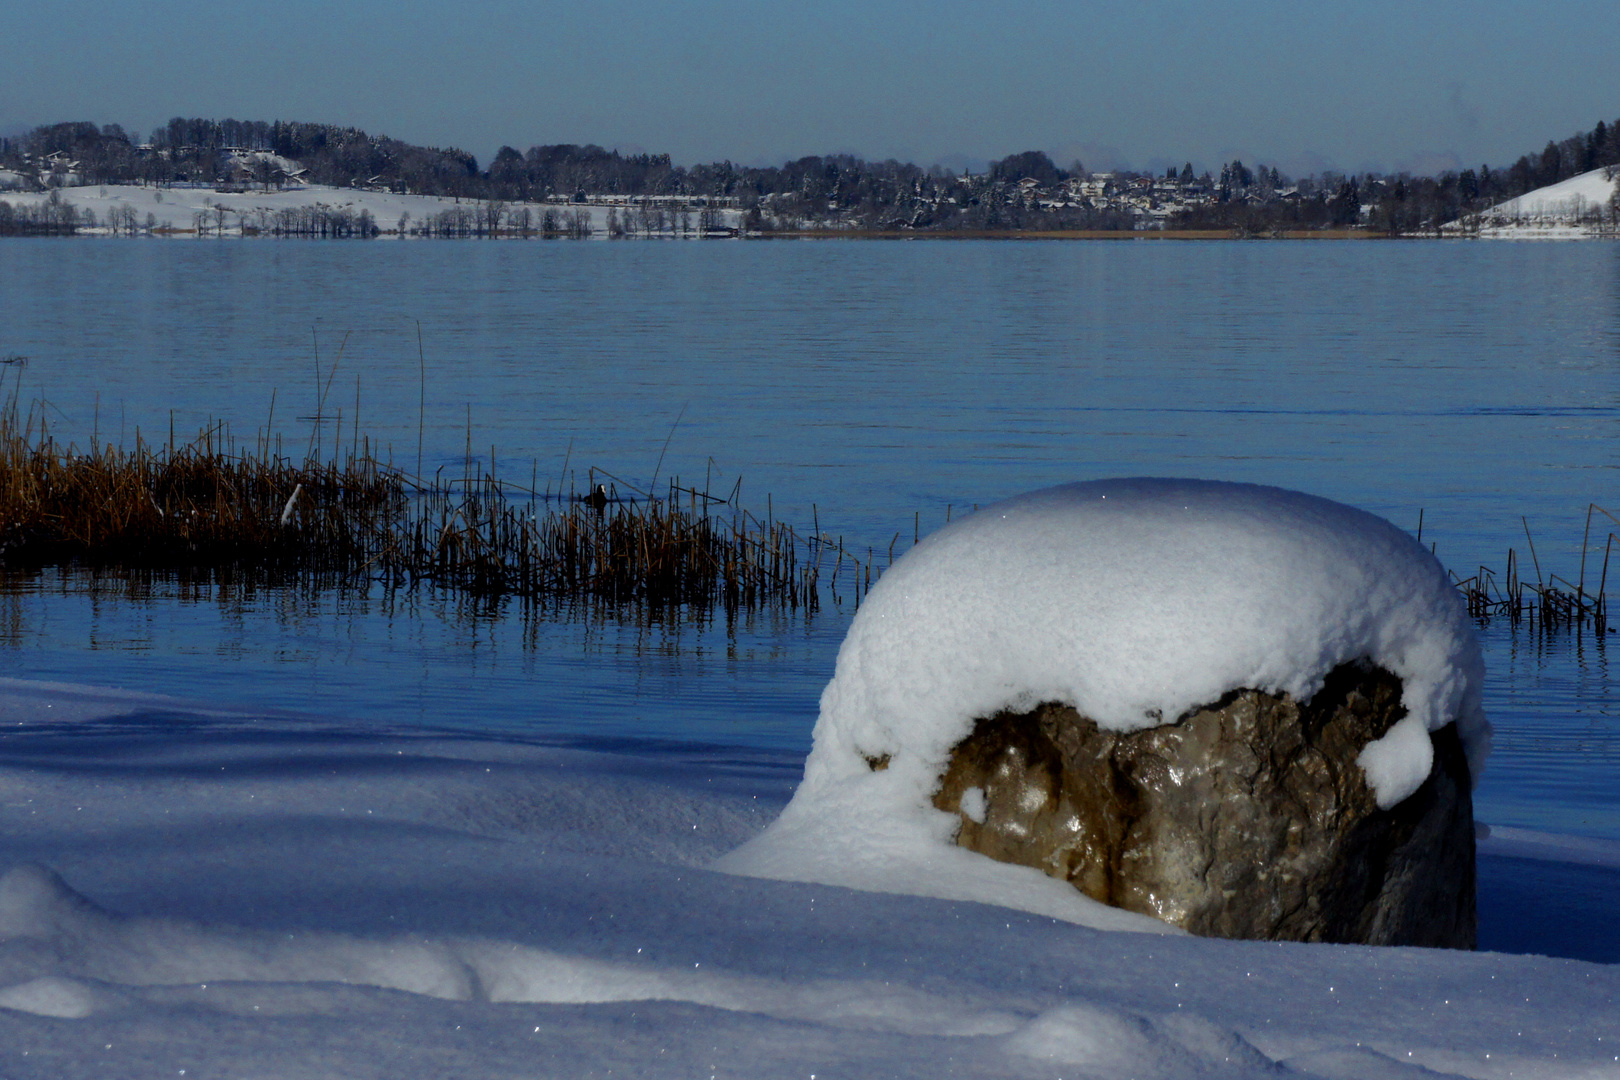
[32,150,83,187]
[1073,174,1116,200]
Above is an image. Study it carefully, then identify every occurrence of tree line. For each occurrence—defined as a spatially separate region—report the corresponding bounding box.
[0,119,480,195]
[1174,117,1620,233]
[3,113,1619,235]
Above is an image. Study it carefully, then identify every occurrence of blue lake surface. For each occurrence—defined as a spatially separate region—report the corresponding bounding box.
[2,236,1618,860]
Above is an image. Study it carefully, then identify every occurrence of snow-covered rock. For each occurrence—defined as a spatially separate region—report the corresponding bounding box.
[720,479,1489,932]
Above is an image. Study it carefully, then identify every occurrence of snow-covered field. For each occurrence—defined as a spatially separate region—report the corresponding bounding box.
[1446,167,1618,239]
[2,481,1616,1078]
[0,183,739,236]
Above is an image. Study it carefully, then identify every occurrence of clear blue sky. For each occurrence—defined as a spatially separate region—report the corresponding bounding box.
[4,0,1617,177]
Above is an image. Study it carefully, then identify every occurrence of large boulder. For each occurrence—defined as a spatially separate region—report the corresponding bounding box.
[932,661,1476,947]
[718,480,1490,941]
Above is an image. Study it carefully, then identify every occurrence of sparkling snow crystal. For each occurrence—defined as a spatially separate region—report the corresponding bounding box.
[719,479,1490,924]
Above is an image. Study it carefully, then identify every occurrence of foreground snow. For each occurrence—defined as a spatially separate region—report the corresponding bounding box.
[0,677,1613,1079]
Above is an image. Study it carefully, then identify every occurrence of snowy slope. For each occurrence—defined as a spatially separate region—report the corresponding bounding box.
[0,183,738,236]
[1445,166,1618,238]
[1487,168,1616,221]
[0,677,1615,1079]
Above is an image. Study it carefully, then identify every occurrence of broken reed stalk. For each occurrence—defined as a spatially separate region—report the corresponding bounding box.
[1448,503,1616,635]
[0,401,841,613]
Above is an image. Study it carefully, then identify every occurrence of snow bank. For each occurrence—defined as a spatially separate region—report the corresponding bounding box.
[0,680,1612,1079]
[721,479,1489,913]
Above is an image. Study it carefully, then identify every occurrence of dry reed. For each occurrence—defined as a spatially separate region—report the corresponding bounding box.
[0,396,851,614]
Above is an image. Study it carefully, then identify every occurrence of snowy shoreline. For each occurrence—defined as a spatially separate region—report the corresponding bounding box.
[4,178,1618,240]
[0,183,741,238]
[1,676,1616,1078]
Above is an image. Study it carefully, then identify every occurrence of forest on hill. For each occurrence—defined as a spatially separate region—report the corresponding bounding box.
[3,113,1618,234]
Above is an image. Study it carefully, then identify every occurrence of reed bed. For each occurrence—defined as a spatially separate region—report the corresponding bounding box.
[0,414,402,574]
[395,475,826,611]
[4,394,1611,634]
[0,402,855,614]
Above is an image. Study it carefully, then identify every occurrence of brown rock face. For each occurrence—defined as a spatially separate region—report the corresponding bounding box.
[932,663,1476,947]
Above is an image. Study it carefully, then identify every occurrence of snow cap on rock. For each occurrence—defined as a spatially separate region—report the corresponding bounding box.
[719,479,1489,922]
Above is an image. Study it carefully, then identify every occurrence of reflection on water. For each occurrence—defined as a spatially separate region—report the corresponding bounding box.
[1475,620,1620,839]
[3,565,1617,842]
[0,567,835,750]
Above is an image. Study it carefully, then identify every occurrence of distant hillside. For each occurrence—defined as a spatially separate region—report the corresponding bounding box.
[1444,166,1619,237]
[1487,167,1618,219]
[0,119,481,197]
[3,113,1619,236]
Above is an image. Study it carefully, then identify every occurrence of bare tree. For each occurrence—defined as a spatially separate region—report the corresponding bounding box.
[481,198,505,236]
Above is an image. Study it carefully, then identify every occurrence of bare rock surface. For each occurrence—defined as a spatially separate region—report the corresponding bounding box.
[932,662,1476,947]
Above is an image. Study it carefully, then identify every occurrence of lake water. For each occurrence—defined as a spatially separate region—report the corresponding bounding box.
[2,237,1618,855]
